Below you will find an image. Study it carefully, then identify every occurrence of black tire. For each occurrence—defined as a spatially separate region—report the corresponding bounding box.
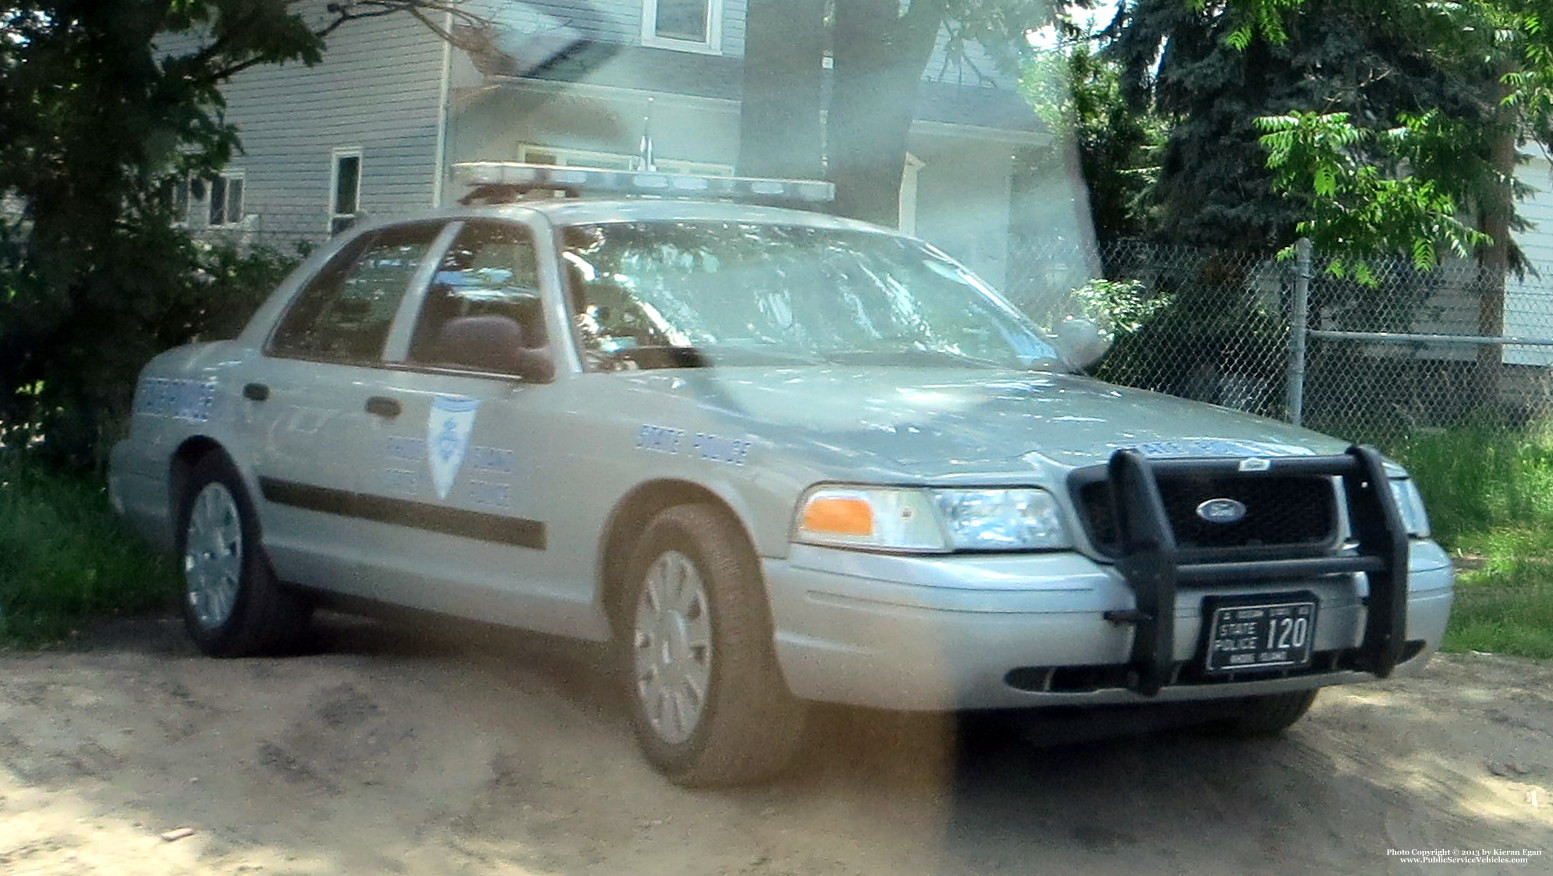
[1216,689,1319,736]
[620,504,808,786]
[175,453,312,657]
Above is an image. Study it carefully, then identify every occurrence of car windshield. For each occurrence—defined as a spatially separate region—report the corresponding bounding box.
[561,220,1063,371]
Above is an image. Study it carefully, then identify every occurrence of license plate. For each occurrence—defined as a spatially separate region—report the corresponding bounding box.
[1201,593,1318,674]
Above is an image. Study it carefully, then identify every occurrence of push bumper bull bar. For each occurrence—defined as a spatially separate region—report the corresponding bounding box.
[1102,445,1408,697]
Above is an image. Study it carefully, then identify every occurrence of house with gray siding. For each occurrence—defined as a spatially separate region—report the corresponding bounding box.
[191,0,1077,291]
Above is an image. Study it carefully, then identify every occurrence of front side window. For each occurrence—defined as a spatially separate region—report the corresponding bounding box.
[642,0,721,53]
[561,221,1061,372]
[270,223,443,363]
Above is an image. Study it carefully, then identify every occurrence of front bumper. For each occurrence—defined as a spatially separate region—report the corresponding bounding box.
[764,540,1453,711]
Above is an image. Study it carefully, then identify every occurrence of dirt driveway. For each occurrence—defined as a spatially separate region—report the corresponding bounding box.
[1,613,1549,875]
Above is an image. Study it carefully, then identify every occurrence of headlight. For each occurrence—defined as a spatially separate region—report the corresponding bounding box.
[794,486,1070,552]
[1388,477,1431,538]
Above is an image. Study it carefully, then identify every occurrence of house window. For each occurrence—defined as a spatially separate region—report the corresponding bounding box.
[641,0,722,54]
[171,170,244,228]
[330,148,363,235]
[207,171,244,227]
[172,178,191,225]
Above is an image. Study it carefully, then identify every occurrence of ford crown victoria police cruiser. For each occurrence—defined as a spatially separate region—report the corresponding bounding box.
[109,164,1453,786]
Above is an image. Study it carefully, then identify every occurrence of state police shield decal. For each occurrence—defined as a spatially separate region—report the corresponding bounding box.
[427,395,480,500]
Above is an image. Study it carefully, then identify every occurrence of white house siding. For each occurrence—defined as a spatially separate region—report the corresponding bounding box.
[493,0,640,44]
[447,81,740,174]
[909,130,1015,287]
[1504,156,1553,366]
[214,4,446,245]
[445,73,1035,287]
[477,1,746,55]
[485,1,1001,79]
[203,0,1046,287]
[1386,156,1553,369]
[922,22,1017,90]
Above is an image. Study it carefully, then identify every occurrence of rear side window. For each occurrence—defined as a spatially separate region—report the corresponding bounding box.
[270,223,443,363]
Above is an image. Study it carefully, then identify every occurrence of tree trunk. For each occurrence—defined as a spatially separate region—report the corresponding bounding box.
[736,0,826,180]
[827,0,947,225]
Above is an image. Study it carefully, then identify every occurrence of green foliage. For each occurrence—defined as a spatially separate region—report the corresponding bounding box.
[0,232,302,466]
[1388,416,1553,544]
[1385,418,1553,658]
[0,452,177,647]
[0,0,442,468]
[1446,576,1553,658]
[1069,277,1170,335]
[1257,111,1491,284]
[1021,37,1165,238]
[1110,0,1517,250]
[1222,0,1311,48]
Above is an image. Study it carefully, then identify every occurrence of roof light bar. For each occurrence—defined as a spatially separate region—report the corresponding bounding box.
[454,162,835,205]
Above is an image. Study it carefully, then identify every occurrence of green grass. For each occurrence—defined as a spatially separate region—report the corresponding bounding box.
[1388,420,1553,659]
[0,453,178,647]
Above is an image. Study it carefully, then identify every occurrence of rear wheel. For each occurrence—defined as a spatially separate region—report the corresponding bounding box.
[177,454,311,657]
[1216,689,1319,736]
[622,504,808,786]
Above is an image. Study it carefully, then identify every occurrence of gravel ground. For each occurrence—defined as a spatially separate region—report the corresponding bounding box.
[1,612,1549,875]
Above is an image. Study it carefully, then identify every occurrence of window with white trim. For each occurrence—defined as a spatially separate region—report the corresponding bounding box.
[641,0,722,54]
[330,148,363,235]
[518,143,732,177]
[171,170,245,228]
[207,170,245,228]
[172,178,191,226]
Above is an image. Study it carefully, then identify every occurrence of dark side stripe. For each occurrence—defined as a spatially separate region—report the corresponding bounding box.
[258,477,546,550]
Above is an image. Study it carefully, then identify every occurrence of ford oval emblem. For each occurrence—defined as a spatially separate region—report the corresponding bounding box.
[1196,498,1247,525]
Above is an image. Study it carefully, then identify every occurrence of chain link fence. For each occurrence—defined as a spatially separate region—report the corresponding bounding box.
[1008,237,1553,442]
[192,203,335,257]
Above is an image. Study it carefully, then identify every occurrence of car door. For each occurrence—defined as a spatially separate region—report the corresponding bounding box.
[246,220,453,589]
[336,219,598,637]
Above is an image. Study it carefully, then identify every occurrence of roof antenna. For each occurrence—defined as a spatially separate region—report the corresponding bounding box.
[637,97,656,172]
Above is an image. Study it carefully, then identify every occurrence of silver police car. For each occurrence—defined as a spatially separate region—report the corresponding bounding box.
[109,164,1453,786]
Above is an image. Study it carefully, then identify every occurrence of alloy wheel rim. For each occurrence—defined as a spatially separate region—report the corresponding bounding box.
[184,483,243,630]
[632,550,713,745]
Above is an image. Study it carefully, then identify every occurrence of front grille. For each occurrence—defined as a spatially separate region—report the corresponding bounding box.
[1074,472,1338,558]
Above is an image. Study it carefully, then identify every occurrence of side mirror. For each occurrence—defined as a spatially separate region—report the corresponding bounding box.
[1055,316,1112,371]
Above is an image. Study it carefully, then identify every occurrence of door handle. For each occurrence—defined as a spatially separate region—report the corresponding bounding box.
[242,382,270,401]
[365,396,401,418]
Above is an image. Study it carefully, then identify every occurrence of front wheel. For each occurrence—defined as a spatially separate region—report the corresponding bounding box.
[622,504,808,786]
[176,454,311,657]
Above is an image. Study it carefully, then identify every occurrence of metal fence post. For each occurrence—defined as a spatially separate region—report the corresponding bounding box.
[1286,237,1313,426]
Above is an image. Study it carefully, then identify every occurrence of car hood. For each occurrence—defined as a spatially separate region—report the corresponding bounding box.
[652,366,1351,479]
